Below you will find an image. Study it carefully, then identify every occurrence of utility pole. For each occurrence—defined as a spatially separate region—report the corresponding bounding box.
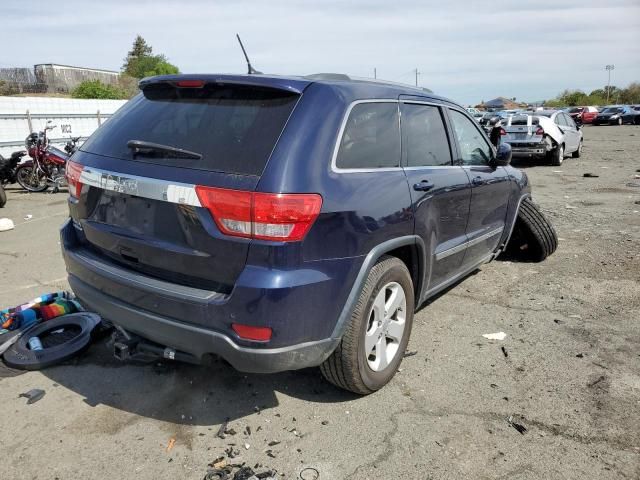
[374,67,377,79]
[605,64,615,103]
[415,68,420,87]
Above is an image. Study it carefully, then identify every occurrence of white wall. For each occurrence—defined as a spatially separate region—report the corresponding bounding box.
[0,96,127,158]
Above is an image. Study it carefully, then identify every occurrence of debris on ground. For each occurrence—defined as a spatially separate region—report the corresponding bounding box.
[203,463,277,480]
[482,332,507,340]
[23,214,33,220]
[583,173,599,178]
[18,388,45,404]
[588,375,606,388]
[507,415,527,435]
[166,437,176,452]
[217,419,231,439]
[0,218,14,232]
[299,467,320,480]
[501,346,508,358]
[403,350,418,357]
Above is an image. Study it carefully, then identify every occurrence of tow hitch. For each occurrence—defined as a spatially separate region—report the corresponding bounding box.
[112,326,199,364]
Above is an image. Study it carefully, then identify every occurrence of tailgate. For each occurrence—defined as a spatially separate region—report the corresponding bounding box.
[69,79,301,291]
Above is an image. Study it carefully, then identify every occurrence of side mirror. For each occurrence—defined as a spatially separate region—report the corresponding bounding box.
[492,143,512,167]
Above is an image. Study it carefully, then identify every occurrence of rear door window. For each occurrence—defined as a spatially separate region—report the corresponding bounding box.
[80,83,300,176]
[401,103,452,167]
[335,102,400,169]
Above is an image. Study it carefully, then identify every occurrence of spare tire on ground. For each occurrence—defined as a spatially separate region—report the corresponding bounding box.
[3,312,101,370]
[505,198,558,262]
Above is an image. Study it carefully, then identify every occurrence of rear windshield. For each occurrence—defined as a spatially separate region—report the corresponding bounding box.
[602,107,623,114]
[510,116,541,126]
[80,83,300,176]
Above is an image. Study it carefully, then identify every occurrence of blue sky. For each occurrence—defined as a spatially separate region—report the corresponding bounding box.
[2,0,639,105]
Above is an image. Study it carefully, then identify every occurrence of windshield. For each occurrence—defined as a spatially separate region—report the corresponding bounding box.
[602,107,623,114]
[80,83,300,176]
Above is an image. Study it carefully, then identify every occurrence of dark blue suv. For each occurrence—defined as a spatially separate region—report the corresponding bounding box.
[61,74,557,394]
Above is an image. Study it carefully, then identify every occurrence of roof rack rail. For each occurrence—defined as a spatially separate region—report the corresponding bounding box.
[304,73,351,81]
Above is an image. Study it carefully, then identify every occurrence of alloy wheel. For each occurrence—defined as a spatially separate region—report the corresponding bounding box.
[364,281,406,372]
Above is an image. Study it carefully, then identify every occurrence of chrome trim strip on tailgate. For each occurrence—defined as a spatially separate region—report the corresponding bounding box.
[79,166,202,207]
[435,226,504,261]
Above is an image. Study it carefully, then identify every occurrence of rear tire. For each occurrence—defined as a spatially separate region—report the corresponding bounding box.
[549,143,564,166]
[320,256,414,395]
[507,198,558,262]
[0,184,6,208]
[572,140,583,158]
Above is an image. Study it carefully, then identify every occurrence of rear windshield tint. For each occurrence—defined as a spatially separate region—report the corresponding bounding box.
[510,116,541,126]
[80,83,299,176]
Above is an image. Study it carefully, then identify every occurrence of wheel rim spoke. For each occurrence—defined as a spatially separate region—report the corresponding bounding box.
[365,326,381,356]
[384,285,404,320]
[375,336,389,370]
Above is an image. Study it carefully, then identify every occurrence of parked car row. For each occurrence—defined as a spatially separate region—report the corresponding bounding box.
[592,105,640,125]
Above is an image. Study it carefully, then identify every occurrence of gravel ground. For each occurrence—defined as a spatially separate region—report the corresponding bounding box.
[0,125,638,479]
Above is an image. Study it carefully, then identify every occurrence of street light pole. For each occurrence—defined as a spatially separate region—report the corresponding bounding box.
[605,64,615,104]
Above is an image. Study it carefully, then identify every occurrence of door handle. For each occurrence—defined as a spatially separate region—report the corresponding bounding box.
[471,176,484,186]
[413,180,434,191]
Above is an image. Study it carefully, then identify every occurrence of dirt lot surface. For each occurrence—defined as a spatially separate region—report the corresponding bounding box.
[0,125,638,479]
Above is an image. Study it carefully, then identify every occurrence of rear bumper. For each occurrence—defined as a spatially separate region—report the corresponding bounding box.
[507,142,549,159]
[60,219,354,372]
[69,275,338,373]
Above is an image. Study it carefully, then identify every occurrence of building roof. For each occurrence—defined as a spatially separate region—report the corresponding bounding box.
[34,64,119,75]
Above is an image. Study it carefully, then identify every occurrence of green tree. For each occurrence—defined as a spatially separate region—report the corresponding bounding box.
[122,35,153,74]
[121,36,179,79]
[72,80,126,99]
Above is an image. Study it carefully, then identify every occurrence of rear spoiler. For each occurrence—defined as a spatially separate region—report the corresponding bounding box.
[139,74,310,95]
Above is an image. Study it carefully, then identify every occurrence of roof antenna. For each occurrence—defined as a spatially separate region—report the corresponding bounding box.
[236,34,262,74]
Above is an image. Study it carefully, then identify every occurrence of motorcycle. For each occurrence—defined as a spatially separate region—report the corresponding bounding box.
[0,149,28,186]
[15,121,71,193]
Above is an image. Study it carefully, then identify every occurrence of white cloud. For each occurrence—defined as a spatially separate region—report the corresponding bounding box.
[2,0,639,104]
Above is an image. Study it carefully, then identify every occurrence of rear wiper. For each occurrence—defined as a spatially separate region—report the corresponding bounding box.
[127,140,202,160]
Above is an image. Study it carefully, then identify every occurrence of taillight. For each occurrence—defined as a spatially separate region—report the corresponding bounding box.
[195,186,322,242]
[176,80,205,88]
[535,127,544,136]
[65,160,84,198]
[232,323,272,342]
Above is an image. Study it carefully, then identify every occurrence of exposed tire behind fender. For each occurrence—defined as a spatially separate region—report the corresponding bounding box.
[549,143,564,166]
[320,256,414,395]
[572,140,583,158]
[505,199,558,262]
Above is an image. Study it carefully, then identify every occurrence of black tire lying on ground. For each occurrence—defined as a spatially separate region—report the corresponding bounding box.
[3,312,101,370]
[505,198,558,262]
